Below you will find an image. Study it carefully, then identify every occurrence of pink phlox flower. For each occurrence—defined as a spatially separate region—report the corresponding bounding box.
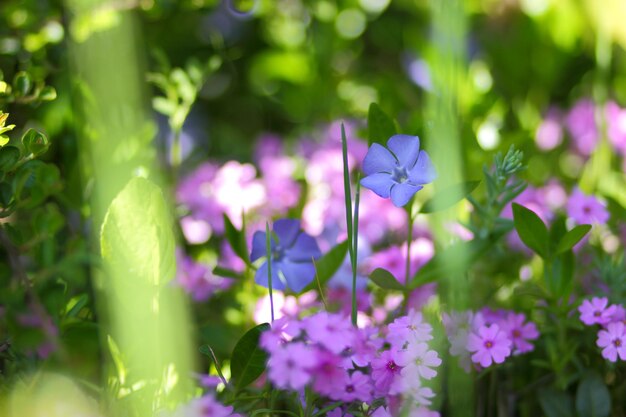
[579,297,617,326]
[466,324,512,367]
[332,370,373,402]
[397,342,442,380]
[310,348,348,397]
[501,312,539,355]
[303,312,354,354]
[260,316,301,353]
[597,321,626,362]
[267,342,315,390]
[610,305,626,325]
[371,407,392,417]
[409,406,440,417]
[566,188,609,225]
[387,310,433,350]
[401,379,435,406]
[347,326,382,367]
[371,349,404,395]
[173,394,236,417]
[479,307,508,326]
[442,311,473,356]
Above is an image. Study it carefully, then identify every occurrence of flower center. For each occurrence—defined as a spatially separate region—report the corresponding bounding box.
[614,339,622,347]
[512,329,521,338]
[392,166,409,184]
[594,311,602,317]
[346,384,355,393]
[272,245,285,261]
[386,360,398,372]
[484,340,494,349]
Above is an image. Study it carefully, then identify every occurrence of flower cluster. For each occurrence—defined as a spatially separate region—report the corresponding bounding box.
[443,308,539,370]
[579,297,626,362]
[261,310,441,416]
[160,394,241,417]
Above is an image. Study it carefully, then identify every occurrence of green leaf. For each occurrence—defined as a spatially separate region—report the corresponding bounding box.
[0,182,13,207]
[223,214,250,265]
[101,178,176,286]
[555,224,592,254]
[107,334,127,385]
[538,388,574,417]
[369,268,405,291]
[230,323,270,391]
[0,146,20,171]
[212,265,242,280]
[367,103,396,146]
[304,240,349,292]
[13,71,32,96]
[38,86,57,101]
[65,294,89,318]
[575,371,611,417]
[512,203,549,258]
[22,129,50,156]
[420,180,480,214]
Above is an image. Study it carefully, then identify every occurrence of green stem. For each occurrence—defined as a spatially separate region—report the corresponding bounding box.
[266,222,275,322]
[351,178,361,326]
[402,198,415,313]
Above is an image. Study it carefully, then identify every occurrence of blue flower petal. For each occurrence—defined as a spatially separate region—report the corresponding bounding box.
[285,233,321,262]
[279,260,316,293]
[250,231,271,262]
[408,150,437,185]
[273,218,301,247]
[361,172,394,198]
[387,135,420,169]
[362,143,397,175]
[390,182,423,207]
[254,260,285,290]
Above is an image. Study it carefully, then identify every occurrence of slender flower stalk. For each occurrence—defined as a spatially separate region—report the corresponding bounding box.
[266,221,275,322]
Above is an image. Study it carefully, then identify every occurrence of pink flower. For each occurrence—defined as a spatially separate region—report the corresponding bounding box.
[172,394,237,417]
[397,342,442,380]
[566,189,609,225]
[579,297,617,326]
[466,324,512,367]
[387,310,433,350]
[310,348,348,397]
[259,317,301,353]
[267,342,315,390]
[565,98,599,156]
[501,312,539,355]
[371,349,404,395]
[334,371,373,402]
[302,312,354,354]
[535,108,563,151]
[597,322,626,362]
[175,250,232,302]
[347,326,382,368]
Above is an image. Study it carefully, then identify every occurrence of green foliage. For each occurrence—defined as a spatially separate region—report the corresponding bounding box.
[230,323,270,391]
[576,371,611,417]
[538,388,575,417]
[369,268,405,291]
[223,214,250,266]
[512,202,550,258]
[367,103,396,146]
[305,240,349,292]
[420,180,480,214]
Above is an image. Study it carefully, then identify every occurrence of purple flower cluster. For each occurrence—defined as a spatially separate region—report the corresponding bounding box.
[443,308,539,371]
[261,310,441,416]
[175,250,233,302]
[579,297,626,362]
[160,393,241,417]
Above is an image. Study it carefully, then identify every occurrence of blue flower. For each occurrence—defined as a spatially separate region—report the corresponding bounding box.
[360,135,437,207]
[250,219,322,293]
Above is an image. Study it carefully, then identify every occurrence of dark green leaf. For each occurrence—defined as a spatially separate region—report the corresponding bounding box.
[304,240,349,293]
[575,371,611,417]
[13,71,32,96]
[65,294,89,318]
[367,103,396,146]
[420,180,480,213]
[230,323,270,390]
[0,146,20,171]
[556,224,592,254]
[512,203,549,258]
[0,182,13,207]
[22,129,49,156]
[223,214,250,265]
[212,265,242,279]
[538,388,574,417]
[369,268,405,291]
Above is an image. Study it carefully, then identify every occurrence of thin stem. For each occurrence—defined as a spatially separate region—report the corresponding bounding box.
[312,258,328,310]
[265,222,275,323]
[351,177,361,326]
[402,198,415,313]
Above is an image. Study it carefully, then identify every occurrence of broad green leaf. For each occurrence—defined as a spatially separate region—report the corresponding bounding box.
[22,129,50,156]
[0,146,20,171]
[0,182,13,207]
[223,214,250,265]
[420,180,480,214]
[369,268,405,291]
[230,323,270,391]
[512,203,549,258]
[101,177,176,286]
[367,103,396,146]
[304,240,349,292]
[538,388,574,417]
[575,371,611,417]
[556,224,592,254]
[13,71,32,96]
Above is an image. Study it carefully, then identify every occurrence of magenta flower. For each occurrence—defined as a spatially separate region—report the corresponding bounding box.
[397,342,442,380]
[597,322,626,362]
[579,297,617,326]
[535,108,563,151]
[250,219,322,293]
[175,250,232,302]
[501,312,539,355]
[566,189,609,225]
[466,324,512,367]
[259,316,301,353]
[371,349,404,394]
[360,135,437,207]
[173,394,237,417]
[302,312,354,354]
[267,342,315,390]
[387,310,433,350]
[334,371,373,402]
[565,98,599,156]
[310,348,348,397]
